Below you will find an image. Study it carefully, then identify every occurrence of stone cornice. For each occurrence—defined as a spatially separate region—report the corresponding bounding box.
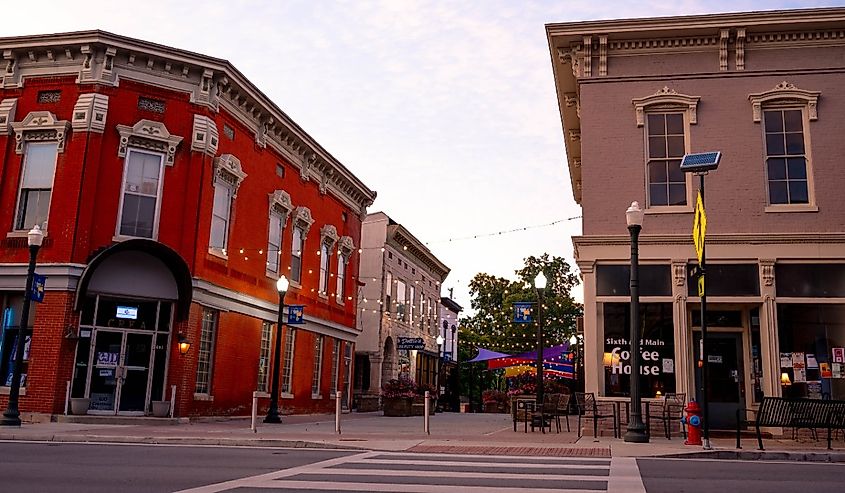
[573,232,845,247]
[0,30,377,215]
[386,224,450,280]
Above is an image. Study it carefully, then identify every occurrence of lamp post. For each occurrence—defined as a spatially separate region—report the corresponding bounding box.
[264,275,289,424]
[2,225,44,427]
[623,201,648,443]
[436,334,444,400]
[569,334,578,389]
[534,272,547,405]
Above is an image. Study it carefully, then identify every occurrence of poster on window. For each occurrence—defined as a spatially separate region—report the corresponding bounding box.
[780,353,792,368]
[794,368,807,383]
[806,354,819,369]
[832,363,845,379]
[820,363,833,379]
[792,352,806,370]
[833,348,845,364]
[807,381,822,400]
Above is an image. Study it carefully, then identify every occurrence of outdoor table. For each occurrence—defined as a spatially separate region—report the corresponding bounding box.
[512,396,537,432]
[596,396,663,435]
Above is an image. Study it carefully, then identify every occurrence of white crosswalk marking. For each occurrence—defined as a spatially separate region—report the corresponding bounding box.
[177,450,632,492]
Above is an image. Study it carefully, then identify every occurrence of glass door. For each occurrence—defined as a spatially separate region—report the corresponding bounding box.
[693,331,746,429]
[119,332,153,414]
[88,330,123,413]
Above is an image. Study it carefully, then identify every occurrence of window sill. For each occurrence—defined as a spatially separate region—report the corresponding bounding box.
[0,386,26,396]
[289,280,302,290]
[281,392,294,399]
[311,394,322,400]
[764,204,818,213]
[266,271,281,281]
[644,205,693,215]
[253,391,270,398]
[6,231,48,239]
[335,298,345,307]
[193,393,214,401]
[318,293,329,301]
[113,234,156,243]
[207,248,228,261]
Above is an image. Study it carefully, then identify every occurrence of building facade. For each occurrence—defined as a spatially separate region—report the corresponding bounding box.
[354,212,449,408]
[438,295,462,411]
[547,8,845,428]
[0,31,375,418]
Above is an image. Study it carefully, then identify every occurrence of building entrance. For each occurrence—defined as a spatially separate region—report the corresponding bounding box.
[74,296,172,416]
[694,331,746,429]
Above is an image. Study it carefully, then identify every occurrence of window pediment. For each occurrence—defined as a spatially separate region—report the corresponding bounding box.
[269,189,293,217]
[117,119,183,165]
[632,87,700,126]
[748,81,820,122]
[338,235,354,261]
[11,110,70,153]
[320,224,339,250]
[293,206,314,238]
[213,154,247,195]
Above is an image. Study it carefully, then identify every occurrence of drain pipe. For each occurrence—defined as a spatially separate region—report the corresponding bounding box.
[64,381,71,415]
[170,385,176,419]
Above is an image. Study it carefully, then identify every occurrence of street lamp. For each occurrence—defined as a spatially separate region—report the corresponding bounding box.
[624,201,649,443]
[436,334,444,400]
[569,334,578,388]
[264,275,289,424]
[534,271,547,406]
[1,225,44,427]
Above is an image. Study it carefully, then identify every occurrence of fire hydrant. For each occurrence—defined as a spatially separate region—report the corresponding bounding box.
[683,401,703,446]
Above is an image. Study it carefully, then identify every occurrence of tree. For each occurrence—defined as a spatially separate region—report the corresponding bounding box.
[458,254,583,407]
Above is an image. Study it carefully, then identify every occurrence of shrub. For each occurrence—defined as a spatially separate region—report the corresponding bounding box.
[380,378,417,399]
[482,390,509,404]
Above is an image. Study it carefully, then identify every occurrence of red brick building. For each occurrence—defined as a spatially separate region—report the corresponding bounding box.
[0,31,375,418]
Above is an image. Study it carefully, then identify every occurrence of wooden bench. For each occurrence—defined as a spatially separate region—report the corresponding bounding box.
[736,396,845,450]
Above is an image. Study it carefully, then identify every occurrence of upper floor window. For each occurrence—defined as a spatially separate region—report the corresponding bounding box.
[291,226,304,283]
[319,243,331,294]
[16,142,59,231]
[118,149,165,239]
[209,154,247,254]
[396,279,406,321]
[763,109,809,205]
[409,285,415,323]
[266,190,292,276]
[646,113,687,207]
[385,271,393,313]
[336,253,347,302]
[290,207,314,285]
[749,81,820,210]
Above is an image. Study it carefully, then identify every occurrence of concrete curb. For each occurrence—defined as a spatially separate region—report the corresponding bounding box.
[657,450,845,463]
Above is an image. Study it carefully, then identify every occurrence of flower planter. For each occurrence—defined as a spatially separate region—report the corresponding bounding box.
[70,398,90,415]
[382,397,413,417]
[483,401,509,413]
[151,400,171,417]
[412,396,435,415]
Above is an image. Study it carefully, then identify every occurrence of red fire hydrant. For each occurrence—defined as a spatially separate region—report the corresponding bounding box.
[683,401,703,446]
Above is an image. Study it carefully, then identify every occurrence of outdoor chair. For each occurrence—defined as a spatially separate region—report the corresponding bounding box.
[646,393,686,439]
[554,390,572,432]
[530,393,561,433]
[575,392,619,439]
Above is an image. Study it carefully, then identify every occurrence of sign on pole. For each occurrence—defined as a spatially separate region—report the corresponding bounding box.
[692,192,706,264]
[30,274,47,303]
[287,305,305,324]
[513,302,533,323]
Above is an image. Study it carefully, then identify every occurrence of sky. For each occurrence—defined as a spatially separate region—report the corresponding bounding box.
[5,0,837,310]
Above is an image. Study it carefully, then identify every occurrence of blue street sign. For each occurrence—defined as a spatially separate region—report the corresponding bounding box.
[30,274,46,303]
[287,305,305,324]
[513,302,533,323]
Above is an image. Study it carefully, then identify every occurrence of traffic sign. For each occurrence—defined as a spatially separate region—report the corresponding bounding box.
[692,192,706,263]
[697,276,705,298]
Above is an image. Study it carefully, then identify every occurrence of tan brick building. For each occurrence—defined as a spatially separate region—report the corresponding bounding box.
[547,8,845,427]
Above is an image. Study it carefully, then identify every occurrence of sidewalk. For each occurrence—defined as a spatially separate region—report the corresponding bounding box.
[2,412,843,462]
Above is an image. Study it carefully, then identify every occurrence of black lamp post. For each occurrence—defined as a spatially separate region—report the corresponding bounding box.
[264,275,289,424]
[534,272,547,405]
[2,225,44,427]
[436,334,444,401]
[624,201,648,443]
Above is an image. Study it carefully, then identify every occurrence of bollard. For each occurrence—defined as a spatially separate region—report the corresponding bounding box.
[64,380,71,415]
[170,385,176,418]
[251,391,259,432]
[424,390,430,435]
[335,391,342,435]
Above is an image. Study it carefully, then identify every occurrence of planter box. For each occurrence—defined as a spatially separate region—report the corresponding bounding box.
[70,398,90,415]
[382,397,413,417]
[357,395,380,412]
[483,401,509,413]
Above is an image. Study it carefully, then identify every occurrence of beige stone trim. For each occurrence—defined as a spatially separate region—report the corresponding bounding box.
[191,115,219,156]
[748,81,820,122]
[117,119,183,165]
[632,87,700,127]
[0,98,17,134]
[212,154,247,195]
[11,110,70,153]
[72,93,109,133]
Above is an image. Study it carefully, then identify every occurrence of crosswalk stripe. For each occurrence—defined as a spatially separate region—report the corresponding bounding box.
[266,480,603,493]
[349,458,608,469]
[307,467,610,481]
[607,457,646,493]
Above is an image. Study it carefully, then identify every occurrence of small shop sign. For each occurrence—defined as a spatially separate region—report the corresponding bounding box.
[397,337,425,350]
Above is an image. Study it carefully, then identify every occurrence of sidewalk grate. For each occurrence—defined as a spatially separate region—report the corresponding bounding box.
[407,444,611,457]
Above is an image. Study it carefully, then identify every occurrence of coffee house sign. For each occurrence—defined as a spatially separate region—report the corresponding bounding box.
[605,337,674,376]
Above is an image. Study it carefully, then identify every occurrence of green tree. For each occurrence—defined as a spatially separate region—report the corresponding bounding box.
[458,254,583,407]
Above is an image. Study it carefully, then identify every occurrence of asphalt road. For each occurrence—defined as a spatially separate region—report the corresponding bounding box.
[0,441,354,493]
[638,458,845,493]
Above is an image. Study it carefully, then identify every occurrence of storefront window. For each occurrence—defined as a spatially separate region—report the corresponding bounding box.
[687,264,759,297]
[778,304,845,400]
[1,294,35,388]
[596,265,671,297]
[603,303,675,397]
[750,309,764,403]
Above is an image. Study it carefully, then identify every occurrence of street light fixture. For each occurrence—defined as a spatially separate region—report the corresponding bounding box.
[436,334,444,401]
[264,275,289,424]
[623,201,649,443]
[534,271,547,406]
[1,225,44,427]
